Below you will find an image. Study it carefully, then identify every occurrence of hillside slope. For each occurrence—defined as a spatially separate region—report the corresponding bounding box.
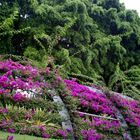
[0,58,139,140]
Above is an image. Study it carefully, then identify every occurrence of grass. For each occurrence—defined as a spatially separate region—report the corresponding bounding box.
[0,131,59,140]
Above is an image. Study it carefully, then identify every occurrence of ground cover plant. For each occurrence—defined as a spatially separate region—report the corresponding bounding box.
[0,59,69,139]
[0,59,140,140]
[64,79,124,140]
[64,79,140,139]
[110,93,140,139]
[0,0,140,139]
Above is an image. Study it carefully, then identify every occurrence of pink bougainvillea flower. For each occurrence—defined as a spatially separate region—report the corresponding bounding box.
[56,130,67,138]
[7,136,14,140]
[13,92,26,102]
[7,128,15,133]
[42,132,50,138]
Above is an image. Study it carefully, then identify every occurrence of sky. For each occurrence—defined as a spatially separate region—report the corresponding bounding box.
[120,0,140,15]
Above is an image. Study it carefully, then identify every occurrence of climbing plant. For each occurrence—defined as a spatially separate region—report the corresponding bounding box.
[0,0,140,98]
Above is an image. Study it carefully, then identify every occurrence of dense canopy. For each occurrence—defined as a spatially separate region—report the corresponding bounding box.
[0,0,140,97]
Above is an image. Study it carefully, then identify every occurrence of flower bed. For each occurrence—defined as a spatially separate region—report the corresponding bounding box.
[0,59,139,140]
[110,94,140,139]
[64,79,124,140]
[0,59,69,139]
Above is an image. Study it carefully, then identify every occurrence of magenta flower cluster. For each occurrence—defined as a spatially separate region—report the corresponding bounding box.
[0,59,47,100]
[64,79,123,139]
[81,129,102,140]
[0,59,38,76]
[0,107,8,114]
[0,106,68,139]
[64,80,118,117]
[84,118,121,133]
[110,94,140,128]
[0,59,69,139]
[12,92,26,102]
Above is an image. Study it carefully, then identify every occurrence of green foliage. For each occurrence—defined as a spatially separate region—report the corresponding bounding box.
[0,0,140,99]
[24,46,40,60]
[93,35,126,82]
[68,73,105,86]
[109,64,140,99]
